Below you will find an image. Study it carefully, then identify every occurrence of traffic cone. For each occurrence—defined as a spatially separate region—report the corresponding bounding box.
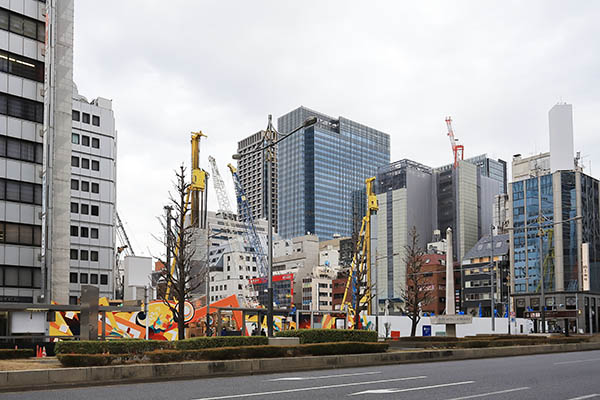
[42,346,47,357]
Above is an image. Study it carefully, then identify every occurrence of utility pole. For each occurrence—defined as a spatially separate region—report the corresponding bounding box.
[536,172,546,333]
[164,206,173,274]
[490,224,495,331]
[265,115,276,337]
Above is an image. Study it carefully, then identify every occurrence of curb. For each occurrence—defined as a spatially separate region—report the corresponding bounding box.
[2,342,600,392]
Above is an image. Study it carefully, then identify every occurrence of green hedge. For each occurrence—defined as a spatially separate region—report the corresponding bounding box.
[276,329,378,344]
[174,336,268,350]
[56,342,390,366]
[57,354,120,367]
[0,349,34,359]
[54,339,173,355]
[147,342,389,363]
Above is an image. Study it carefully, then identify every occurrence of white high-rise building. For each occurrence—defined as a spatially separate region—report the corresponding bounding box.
[549,103,575,173]
[0,2,47,306]
[68,88,117,303]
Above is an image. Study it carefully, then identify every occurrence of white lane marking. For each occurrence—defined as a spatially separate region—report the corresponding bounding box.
[444,387,530,400]
[349,381,475,396]
[567,395,600,400]
[191,376,427,400]
[267,371,381,381]
[554,358,600,365]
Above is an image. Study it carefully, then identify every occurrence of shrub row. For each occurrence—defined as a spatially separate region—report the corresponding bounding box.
[56,342,389,367]
[395,337,586,349]
[174,336,268,350]
[276,329,378,344]
[55,336,269,355]
[0,349,34,359]
[146,342,388,364]
[55,339,173,355]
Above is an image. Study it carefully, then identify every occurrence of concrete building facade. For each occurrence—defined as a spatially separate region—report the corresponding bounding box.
[277,106,390,240]
[68,89,116,303]
[0,1,48,307]
[374,155,505,310]
[236,131,277,232]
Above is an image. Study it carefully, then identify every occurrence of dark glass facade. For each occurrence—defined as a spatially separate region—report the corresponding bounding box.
[278,107,389,240]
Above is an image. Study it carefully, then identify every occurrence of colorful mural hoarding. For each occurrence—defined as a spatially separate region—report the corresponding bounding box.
[49,295,242,340]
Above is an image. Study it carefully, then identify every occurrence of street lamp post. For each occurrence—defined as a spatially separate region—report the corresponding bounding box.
[490,224,495,331]
[233,114,317,337]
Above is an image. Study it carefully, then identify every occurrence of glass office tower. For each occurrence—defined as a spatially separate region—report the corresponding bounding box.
[277,107,390,240]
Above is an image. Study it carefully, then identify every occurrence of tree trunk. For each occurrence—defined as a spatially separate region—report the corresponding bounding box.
[410,317,417,337]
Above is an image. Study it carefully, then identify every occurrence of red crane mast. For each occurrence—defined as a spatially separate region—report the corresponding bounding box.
[445,116,464,168]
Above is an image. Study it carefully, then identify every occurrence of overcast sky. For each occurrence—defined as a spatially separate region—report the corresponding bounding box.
[73,1,600,257]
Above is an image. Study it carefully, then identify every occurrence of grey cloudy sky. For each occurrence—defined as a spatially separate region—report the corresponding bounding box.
[73,1,600,257]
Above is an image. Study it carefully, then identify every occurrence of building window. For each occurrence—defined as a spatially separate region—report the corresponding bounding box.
[91,228,99,239]
[82,113,90,124]
[81,158,89,169]
[91,183,99,193]
[0,136,43,164]
[92,115,100,126]
[80,227,88,238]
[69,296,78,305]
[0,179,42,205]
[90,274,98,284]
[0,93,43,123]
[69,272,78,283]
[90,251,98,262]
[81,204,89,215]
[71,156,79,167]
[100,274,108,285]
[92,138,100,149]
[70,202,78,213]
[70,226,78,236]
[91,160,99,171]
[72,133,79,144]
[70,249,78,260]
[80,273,88,284]
[82,135,90,146]
[80,250,88,261]
[71,179,79,190]
[0,50,44,82]
[81,181,89,192]
[91,205,99,216]
[0,9,45,42]
[72,110,80,121]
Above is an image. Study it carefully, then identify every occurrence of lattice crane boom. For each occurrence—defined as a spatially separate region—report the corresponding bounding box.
[208,156,235,218]
[445,116,464,168]
[116,211,135,256]
[227,163,268,279]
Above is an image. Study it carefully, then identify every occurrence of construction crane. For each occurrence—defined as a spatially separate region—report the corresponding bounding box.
[116,211,135,256]
[445,117,464,168]
[341,177,378,328]
[165,132,208,299]
[208,156,236,220]
[227,163,268,280]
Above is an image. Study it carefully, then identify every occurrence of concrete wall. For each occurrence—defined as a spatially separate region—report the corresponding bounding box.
[368,315,534,338]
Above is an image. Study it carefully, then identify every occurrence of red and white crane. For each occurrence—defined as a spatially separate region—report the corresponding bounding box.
[445,116,464,168]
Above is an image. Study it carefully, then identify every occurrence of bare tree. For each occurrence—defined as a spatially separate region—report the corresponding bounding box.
[156,165,203,340]
[400,227,433,337]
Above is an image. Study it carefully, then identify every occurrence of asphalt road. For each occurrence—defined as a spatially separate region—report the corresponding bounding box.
[1,350,600,400]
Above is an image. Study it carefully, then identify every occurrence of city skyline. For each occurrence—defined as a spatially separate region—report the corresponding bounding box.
[72,1,600,257]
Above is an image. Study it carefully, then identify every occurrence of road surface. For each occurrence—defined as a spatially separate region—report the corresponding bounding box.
[1,350,600,399]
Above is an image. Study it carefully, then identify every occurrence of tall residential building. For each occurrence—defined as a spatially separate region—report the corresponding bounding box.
[68,88,116,303]
[374,155,505,310]
[236,131,277,232]
[277,106,390,240]
[0,2,48,306]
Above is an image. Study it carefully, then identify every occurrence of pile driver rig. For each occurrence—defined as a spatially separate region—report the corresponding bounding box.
[341,177,378,328]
